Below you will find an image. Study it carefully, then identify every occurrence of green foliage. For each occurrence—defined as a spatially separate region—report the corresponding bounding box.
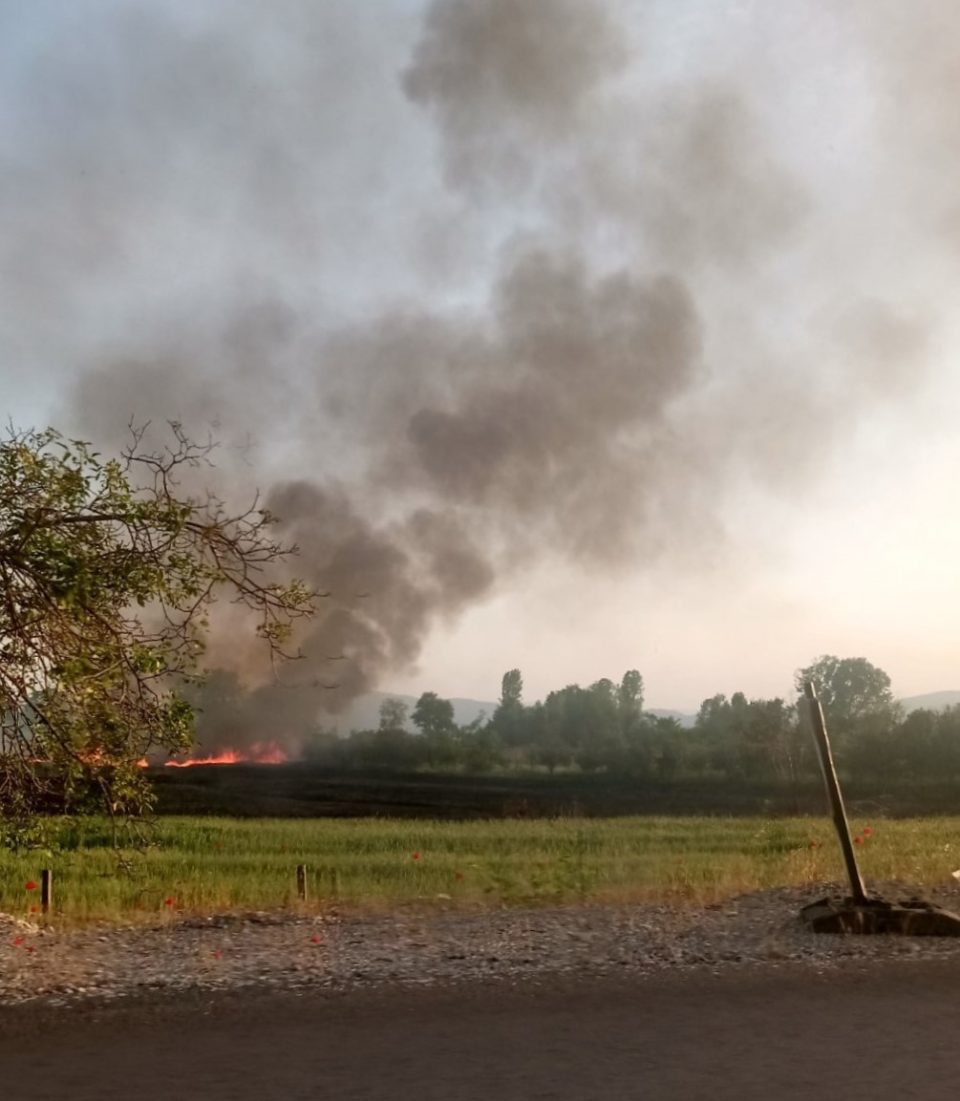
[694,693,807,782]
[618,669,644,725]
[378,697,410,732]
[795,655,899,741]
[0,425,314,844]
[499,669,523,709]
[411,691,456,738]
[491,668,525,747]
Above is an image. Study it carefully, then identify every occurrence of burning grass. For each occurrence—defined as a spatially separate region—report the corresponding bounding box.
[1,816,959,925]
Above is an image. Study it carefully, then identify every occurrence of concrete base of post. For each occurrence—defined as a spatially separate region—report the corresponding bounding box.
[801,895,960,936]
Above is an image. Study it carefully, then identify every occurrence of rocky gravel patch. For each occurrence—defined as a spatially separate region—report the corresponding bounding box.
[4,881,960,1007]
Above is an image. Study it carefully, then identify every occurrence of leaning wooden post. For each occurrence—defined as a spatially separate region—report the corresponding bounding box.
[800,681,960,935]
[296,864,308,902]
[803,682,868,904]
[41,869,53,916]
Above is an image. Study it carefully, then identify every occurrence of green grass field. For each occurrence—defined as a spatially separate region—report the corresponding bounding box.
[2,816,959,924]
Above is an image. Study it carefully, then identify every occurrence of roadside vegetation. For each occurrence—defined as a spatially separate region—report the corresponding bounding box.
[2,815,958,925]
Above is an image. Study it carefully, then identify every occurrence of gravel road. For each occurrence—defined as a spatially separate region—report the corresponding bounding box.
[4,882,960,1100]
[4,881,960,1006]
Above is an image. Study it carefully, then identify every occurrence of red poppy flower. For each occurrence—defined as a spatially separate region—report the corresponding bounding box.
[854,836,863,845]
[12,936,23,946]
[411,852,421,861]
[24,881,37,891]
[29,905,38,914]
[310,934,320,944]
[163,897,176,907]
[862,827,873,837]
[25,946,35,954]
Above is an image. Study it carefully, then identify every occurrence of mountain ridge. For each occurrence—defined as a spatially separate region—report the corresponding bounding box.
[899,690,960,713]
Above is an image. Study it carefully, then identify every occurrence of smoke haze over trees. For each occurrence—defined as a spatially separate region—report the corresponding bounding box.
[3,2,960,752]
[291,654,960,790]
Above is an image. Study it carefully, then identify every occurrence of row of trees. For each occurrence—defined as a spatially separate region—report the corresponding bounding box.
[306,656,959,783]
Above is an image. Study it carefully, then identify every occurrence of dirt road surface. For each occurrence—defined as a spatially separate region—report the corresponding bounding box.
[3,956,959,1100]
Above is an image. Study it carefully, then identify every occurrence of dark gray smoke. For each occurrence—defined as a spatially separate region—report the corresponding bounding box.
[403,0,627,191]
[0,0,943,752]
[380,249,701,562]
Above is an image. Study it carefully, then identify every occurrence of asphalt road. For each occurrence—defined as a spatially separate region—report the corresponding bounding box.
[3,959,959,1100]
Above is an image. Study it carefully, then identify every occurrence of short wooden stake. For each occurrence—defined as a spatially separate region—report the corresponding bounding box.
[296,864,308,902]
[41,869,52,915]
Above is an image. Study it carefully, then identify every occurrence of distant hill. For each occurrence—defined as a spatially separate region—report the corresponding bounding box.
[325,692,696,732]
[900,691,960,713]
[647,708,697,728]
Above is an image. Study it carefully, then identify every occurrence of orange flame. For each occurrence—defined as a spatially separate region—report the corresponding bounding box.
[162,741,289,768]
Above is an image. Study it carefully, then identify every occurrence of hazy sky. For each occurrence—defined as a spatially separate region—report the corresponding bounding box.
[2,0,959,713]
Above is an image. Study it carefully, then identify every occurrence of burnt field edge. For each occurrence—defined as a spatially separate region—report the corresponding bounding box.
[148,765,960,819]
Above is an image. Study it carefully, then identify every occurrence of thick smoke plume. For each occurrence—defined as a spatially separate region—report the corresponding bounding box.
[404,0,627,190]
[0,0,946,752]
